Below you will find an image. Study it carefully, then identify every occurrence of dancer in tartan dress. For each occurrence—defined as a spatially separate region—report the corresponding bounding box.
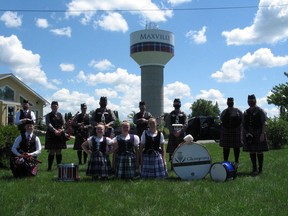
[140,118,167,179]
[82,123,113,180]
[112,121,140,179]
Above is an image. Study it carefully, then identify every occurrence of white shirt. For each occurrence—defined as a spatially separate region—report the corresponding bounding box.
[140,130,165,146]
[113,134,140,148]
[11,132,42,157]
[15,110,36,125]
[87,135,113,150]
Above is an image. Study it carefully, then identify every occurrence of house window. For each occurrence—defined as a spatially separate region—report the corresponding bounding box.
[0,85,14,101]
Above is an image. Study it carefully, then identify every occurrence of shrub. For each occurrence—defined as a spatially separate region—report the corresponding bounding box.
[0,125,19,168]
[266,117,288,149]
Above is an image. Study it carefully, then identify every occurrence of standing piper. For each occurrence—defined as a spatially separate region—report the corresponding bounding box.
[15,99,36,135]
[220,97,243,168]
[242,94,268,175]
[91,96,116,138]
[133,101,153,139]
[45,101,67,171]
[72,103,90,165]
[166,98,188,170]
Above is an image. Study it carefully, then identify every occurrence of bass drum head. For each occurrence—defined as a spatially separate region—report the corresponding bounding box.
[172,142,211,180]
[210,163,227,182]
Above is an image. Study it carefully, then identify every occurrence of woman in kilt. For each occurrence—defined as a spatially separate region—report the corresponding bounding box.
[112,121,140,179]
[140,118,167,179]
[82,123,113,180]
[220,97,243,168]
[45,101,67,171]
[242,94,268,175]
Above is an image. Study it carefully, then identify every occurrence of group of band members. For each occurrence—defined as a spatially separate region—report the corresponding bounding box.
[10,94,268,178]
[220,94,268,175]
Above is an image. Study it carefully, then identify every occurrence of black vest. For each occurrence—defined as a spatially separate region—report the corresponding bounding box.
[91,136,107,153]
[18,134,37,154]
[143,131,161,153]
[117,134,134,154]
[18,110,32,132]
[170,111,186,124]
[244,107,262,130]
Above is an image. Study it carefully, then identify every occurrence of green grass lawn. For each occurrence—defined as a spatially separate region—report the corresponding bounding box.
[1,141,287,216]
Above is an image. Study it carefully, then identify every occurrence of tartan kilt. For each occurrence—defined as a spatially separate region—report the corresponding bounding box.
[116,152,136,179]
[10,157,38,177]
[220,126,243,148]
[242,129,269,153]
[73,134,86,150]
[141,150,167,179]
[86,151,112,177]
[166,133,184,154]
[45,132,67,150]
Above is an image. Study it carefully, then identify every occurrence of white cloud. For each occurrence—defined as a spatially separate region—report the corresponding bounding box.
[66,0,173,25]
[44,88,99,115]
[0,35,56,89]
[60,63,75,72]
[0,11,22,28]
[95,88,118,98]
[211,48,288,82]
[164,81,192,113]
[88,59,115,71]
[76,68,140,86]
[94,12,128,32]
[168,0,192,6]
[222,0,288,45]
[185,26,207,44]
[50,27,72,37]
[35,18,49,28]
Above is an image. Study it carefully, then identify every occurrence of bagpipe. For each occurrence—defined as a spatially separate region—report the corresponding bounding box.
[11,153,42,177]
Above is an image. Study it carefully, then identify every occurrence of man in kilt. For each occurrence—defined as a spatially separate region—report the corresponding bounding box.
[11,119,41,177]
[140,118,167,179]
[166,98,187,170]
[242,94,268,175]
[112,121,140,179]
[220,97,243,168]
[81,123,113,180]
[45,101,67,171]
[72,103,91,165]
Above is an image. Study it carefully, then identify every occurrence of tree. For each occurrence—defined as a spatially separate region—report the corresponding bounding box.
[190,99,220,117]
[267,72,288,116]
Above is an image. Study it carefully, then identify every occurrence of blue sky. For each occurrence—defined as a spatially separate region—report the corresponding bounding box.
[0,0,288,120]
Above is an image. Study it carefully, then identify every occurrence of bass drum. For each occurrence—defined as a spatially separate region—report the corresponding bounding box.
[172,142,211,180]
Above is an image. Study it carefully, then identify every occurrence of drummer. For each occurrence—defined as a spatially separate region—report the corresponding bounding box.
[166,98,188,170]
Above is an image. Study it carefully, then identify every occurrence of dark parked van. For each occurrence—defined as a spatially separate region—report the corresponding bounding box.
[186,116,221,142]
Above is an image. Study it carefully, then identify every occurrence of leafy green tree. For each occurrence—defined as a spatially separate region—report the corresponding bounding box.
[190,99,220,117]
[267,72,288,116]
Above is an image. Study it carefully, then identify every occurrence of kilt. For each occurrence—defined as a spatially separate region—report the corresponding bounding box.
[86,151,112,177]
[73,135,86,150]
[220,126,242,148]
[242,129,268,153]
[116,152,136,179]
[166,133,184,154]
[141,150,167,179]
[45,132,67,150]
[10,157,38,177]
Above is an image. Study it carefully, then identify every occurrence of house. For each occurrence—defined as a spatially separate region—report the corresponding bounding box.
[0,73,49,126]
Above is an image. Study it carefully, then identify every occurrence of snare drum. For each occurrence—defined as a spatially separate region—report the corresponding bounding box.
[210,161,236,182]
[58,163,80,181]
[172,142,211,180]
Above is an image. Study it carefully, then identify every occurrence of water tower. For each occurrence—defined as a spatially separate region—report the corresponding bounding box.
[130,24,174,117]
